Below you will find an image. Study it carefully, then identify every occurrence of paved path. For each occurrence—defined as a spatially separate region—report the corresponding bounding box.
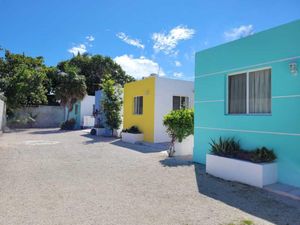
[0,129,300,225]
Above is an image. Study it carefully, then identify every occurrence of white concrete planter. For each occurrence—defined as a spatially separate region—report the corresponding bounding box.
[174,135,194,156]
[206,154,277,188]
[122,132,144,144]
[95,128,106,136]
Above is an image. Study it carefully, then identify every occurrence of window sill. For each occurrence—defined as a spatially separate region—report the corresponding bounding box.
[225,113,272,116]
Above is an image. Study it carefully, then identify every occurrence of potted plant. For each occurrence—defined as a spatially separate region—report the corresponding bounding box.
[163,109,194,157]
[121,126,144,144]
[206,137,278,188]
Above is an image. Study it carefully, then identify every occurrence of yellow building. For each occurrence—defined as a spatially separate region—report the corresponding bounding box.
[123,75,194,143]
[123,76,155,142]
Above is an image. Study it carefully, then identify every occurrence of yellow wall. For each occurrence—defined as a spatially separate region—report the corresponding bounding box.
[123,76,155,142]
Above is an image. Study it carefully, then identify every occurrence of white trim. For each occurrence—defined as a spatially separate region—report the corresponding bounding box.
[195,56,300,78]
[194,94,300,104]
[227,66,272,76]
[272,95,300,99]
[195,126,300,137]
[226,75,229,114]
[195,100,224,103]
[246,72,249,114]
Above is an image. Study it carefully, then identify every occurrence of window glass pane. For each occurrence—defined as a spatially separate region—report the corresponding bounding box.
[185,97,189,108]
[249,69,271,113]
[173,96,180,110]
[134,97,138,114]
[139,96,143,114]
[75,104,79,115]
[180,97,189,109]
[228,73,247,114]
[181,97,186,109]
[133,97,137,114]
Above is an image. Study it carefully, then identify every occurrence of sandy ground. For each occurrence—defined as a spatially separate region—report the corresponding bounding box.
[0,128,300,225]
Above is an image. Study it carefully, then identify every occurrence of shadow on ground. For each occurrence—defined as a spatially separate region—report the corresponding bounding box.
[159,155,194,167]
[111,140,166,154]
[80,133,117,145]
[194,163,300,225]
[5,128,29,133]
[29,128,65,135]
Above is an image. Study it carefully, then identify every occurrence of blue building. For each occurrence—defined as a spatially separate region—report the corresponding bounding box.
[194,20,300,188]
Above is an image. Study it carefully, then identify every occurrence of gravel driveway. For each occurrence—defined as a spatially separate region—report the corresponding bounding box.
[0,129,299,225]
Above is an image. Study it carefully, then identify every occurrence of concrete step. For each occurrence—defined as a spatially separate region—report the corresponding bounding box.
[264,182,300,201]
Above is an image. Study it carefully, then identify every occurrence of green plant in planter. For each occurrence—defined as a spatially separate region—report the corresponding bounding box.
[210,137,241,157]
[251,147,277,163]
[210,138,277,163]
[122,126,141,134]
[163,109,194,157]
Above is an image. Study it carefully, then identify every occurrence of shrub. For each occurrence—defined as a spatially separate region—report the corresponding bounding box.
[61,118,76,130]
[7,112,37,128]
[209,138,277,163]
[251,147,277,163]
[122,126,141,134]
[210,137,241,157]
[163,109,194,143]
[101,78,122,136]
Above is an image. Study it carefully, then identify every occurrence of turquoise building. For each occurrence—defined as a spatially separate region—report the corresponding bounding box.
[65,95,95,129]
[194,20,300,188]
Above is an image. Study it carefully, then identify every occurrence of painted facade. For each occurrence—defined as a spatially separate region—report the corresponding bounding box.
[65,95,95,129]
[194,20,300,188]
[123,75,194,143]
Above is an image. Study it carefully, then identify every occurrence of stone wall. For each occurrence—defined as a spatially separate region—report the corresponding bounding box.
[15,106,65,128]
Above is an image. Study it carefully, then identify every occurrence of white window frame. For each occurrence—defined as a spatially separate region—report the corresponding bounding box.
[226,67,272,115]
[173,96,190,110]
[133,96,143,115]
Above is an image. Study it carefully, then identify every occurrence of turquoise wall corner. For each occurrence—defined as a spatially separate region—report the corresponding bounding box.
[194,20,300,188]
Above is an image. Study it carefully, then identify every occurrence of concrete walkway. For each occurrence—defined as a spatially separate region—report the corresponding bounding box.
[265,183,300,200]
[1,129,300,225]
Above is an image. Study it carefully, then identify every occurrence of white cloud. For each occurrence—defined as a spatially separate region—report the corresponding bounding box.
[173,72,183,78]
[152,25,195,55]
[175,60,181,67]
[86,35,95,42]
[114,54,165,79]
[68,44,87,55]
[116,32,145,49]
[224,25,254,41]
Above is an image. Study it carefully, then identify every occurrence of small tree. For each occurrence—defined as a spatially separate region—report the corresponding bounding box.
[101,77,122,136]
[163,109,194,156]
[55,66,87,121]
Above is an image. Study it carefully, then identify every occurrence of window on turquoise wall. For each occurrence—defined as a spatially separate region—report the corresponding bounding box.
[75,104,79,115]
[133,96,143,115]
[173,96,189,110]
[228,68,271,114]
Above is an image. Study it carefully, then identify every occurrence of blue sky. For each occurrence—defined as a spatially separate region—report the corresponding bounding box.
[0,0,299,80]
